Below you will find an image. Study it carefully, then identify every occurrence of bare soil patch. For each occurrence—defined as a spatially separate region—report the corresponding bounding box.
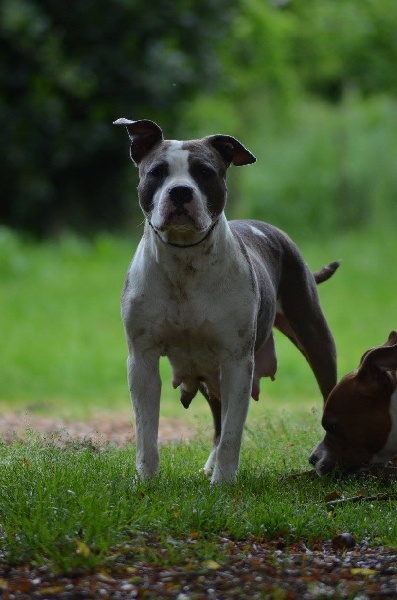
[0,410,196,446]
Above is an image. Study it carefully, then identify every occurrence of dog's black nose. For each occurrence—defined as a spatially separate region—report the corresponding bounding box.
[169,185,193,205]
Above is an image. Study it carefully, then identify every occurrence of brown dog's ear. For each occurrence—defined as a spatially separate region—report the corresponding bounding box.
[358,331,397,366]
[113,118,163,165]
[205,134,256,167]
[358,337,397,381]
[386,330,397,346]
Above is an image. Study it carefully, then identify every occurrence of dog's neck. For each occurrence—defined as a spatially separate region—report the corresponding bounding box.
[143,214,240,278]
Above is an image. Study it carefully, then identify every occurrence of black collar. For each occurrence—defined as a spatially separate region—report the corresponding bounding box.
[148,220,218,248]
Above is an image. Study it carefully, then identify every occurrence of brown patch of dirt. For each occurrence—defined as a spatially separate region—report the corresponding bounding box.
[0,411,196,445]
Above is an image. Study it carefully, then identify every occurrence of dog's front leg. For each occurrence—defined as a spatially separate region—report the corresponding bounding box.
[127,352,161,478]
[210,357,253,484]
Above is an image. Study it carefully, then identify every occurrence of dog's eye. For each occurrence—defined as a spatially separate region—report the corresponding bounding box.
[148,164,168,178]
[192,163,216,178]
[201,165,216,177]
[323,420,338,434]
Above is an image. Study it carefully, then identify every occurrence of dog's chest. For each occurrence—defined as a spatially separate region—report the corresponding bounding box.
[157,260,239,354]
[143,277,229,377]
[123,243,256,374]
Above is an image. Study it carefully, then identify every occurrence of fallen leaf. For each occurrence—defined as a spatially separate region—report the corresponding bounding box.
[23,457,30,469]
[75,539,90,557]
[0,578,8,589]
[97,571,115,583]
[351,568,378,576]
[203,560,221,570]
[172,504,180,519]
[40,586,65,594]
[324,490,343,503]
[125,566,137,574]
[9,578,33,593]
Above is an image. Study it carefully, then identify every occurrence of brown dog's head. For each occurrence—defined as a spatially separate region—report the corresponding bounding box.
[309,331,397,476]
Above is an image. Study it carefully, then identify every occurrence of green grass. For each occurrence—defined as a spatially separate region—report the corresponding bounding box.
[0,225,395,423]
[0,226,396,571]
[1,413,397,572]
[0,231,129,417]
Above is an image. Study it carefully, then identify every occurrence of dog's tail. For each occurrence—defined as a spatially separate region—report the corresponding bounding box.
[313,260,341,284]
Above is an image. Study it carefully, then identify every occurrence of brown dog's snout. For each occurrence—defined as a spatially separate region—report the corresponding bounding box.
[169,185,193,207]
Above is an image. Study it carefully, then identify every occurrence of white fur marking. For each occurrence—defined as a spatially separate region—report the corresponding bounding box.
[250,225,267,239]
[165,142,190,180]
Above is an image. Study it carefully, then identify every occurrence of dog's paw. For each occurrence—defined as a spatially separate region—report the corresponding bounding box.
[202,448,217,476]
[209,460,238,484]
[210,469,237,485]
[201,465,213,478]
[136,461,159,480]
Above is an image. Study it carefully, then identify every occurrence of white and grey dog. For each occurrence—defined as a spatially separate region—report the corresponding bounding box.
[114,118,338,484]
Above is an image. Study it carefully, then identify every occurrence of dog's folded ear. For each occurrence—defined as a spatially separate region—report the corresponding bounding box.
[114,118,163,165]
[357,334,397,385]
[205,134,256,167]
[386,331,397,346]
[358,331,397,367]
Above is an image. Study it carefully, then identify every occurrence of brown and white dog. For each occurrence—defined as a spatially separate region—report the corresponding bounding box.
[114,118,338,483]
[310,331,397,476]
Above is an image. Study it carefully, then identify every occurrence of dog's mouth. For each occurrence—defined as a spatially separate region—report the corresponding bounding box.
[148,219,218,248]
[171,205,191,217]
[312,456,371,477]
[161,210,198,229]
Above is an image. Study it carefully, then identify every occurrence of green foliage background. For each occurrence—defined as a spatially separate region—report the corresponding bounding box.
[0,0,235,235]
[1,0,396,239]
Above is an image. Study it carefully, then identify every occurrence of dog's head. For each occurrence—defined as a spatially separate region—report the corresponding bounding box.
[309,331,397,476]
[114,119,255,246]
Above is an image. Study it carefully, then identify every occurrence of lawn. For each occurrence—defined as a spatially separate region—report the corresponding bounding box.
[0,224,396,581]
[0,224,394,423]
[2,417,397,571]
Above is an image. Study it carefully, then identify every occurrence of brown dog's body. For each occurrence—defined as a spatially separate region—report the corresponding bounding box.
[310,331,397,475]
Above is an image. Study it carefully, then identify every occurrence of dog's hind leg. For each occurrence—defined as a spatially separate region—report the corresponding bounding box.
[199,383,221,475]
[276,272,337,402]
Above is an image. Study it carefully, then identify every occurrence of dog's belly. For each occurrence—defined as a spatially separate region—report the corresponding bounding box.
[159,319,223,400]
[165,332,220,381]
[158,314,277,403]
